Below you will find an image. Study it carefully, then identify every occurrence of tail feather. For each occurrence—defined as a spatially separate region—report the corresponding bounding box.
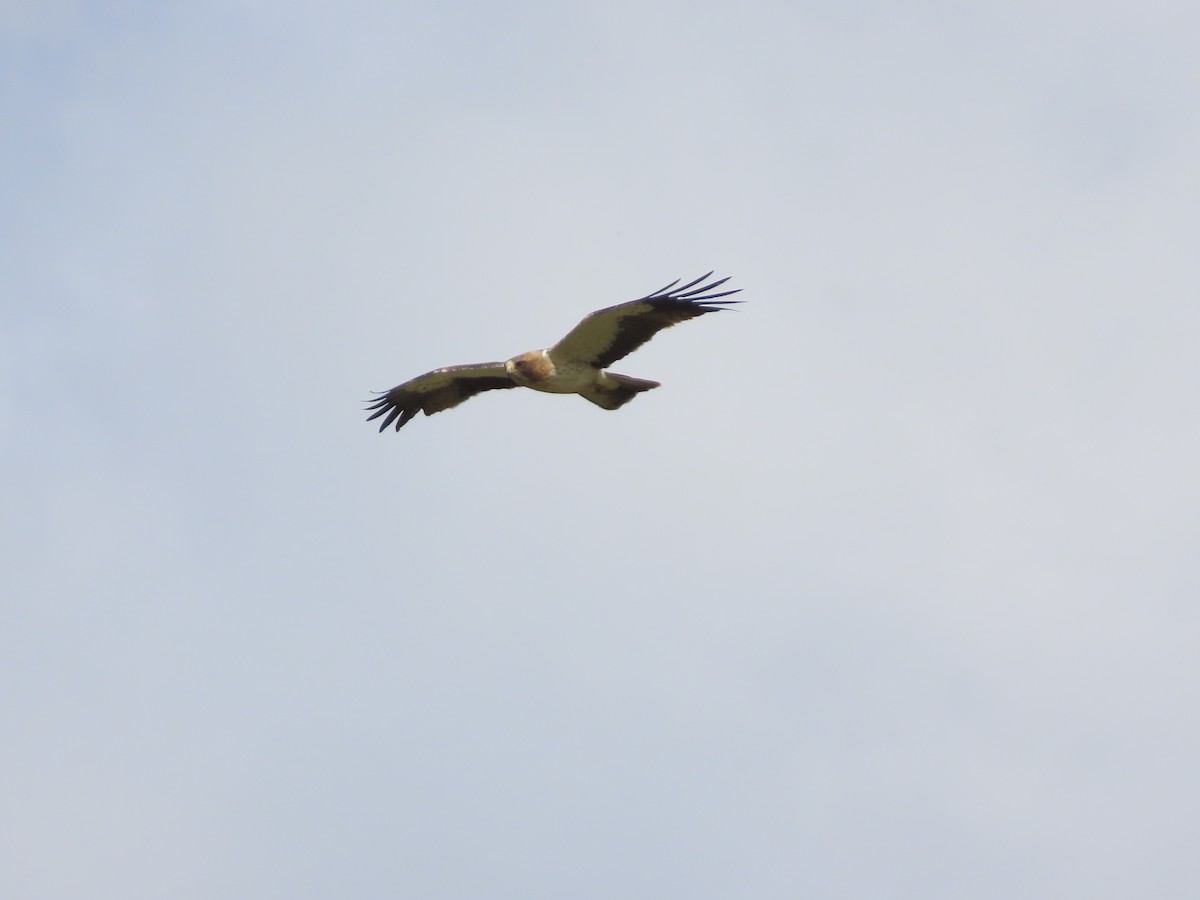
[580,373,660,410]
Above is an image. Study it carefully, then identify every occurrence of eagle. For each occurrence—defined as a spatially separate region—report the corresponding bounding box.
[366,272,742,431]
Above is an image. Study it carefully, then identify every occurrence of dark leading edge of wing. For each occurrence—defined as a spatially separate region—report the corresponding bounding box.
[578,271,743,369]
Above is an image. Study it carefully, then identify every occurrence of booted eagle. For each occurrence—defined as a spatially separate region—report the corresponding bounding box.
[366,272,742,432]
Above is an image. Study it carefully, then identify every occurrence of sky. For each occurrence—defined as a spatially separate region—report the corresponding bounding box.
[3,1,1199,897]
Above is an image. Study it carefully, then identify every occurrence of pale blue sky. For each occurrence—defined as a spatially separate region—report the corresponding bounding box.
[3,2,1199,897]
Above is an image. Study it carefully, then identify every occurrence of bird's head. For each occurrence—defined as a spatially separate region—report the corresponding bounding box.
[505,351,553,385]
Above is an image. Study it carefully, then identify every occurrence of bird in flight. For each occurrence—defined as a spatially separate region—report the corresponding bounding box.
[366,272,742,432]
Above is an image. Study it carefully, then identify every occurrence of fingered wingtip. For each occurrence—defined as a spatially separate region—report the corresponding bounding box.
[640,272,742,304]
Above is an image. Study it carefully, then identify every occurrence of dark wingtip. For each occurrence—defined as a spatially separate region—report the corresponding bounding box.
[672,271,714,295]
[676,274,723,295]
[640,273,743,305]
[645,276,682,297]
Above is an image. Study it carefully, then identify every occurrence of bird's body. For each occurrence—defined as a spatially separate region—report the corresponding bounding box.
[366,273,741,432]
[506,350,586,392]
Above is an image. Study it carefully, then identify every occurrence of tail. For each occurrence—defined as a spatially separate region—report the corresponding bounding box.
[580,373,660,410]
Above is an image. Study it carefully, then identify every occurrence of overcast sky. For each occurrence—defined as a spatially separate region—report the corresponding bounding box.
[3,1,1199,897]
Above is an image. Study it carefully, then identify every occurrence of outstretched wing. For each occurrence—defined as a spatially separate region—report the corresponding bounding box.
[549,272,741,369]
[366,362,517,432]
